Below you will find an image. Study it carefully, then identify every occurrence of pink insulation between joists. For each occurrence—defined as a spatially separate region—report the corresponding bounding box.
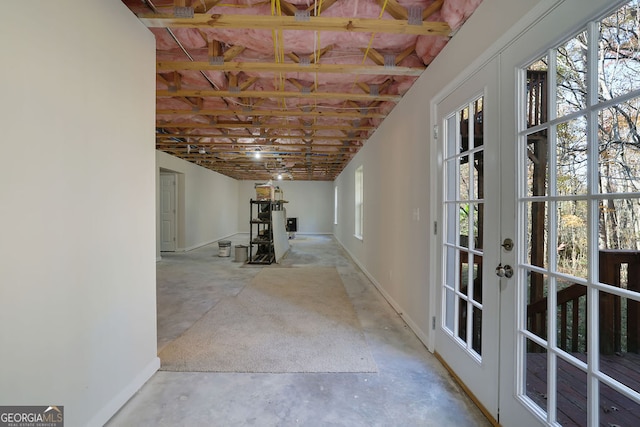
[142,0,482,134]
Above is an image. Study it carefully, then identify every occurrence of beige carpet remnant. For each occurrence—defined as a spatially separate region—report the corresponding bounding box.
[159,266,378,373]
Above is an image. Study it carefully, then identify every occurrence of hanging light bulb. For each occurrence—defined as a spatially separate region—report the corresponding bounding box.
[254,149,261,159]
[277,174,283,180]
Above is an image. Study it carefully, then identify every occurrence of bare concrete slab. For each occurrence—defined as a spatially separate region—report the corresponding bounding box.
[107,235,491,427]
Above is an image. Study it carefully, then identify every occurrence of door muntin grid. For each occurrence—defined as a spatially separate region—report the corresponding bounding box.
[443,96,485,359]
[517,2,640,424]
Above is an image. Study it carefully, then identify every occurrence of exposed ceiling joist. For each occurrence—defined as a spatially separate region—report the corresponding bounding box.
[122,0,481,181]
[156,109,385,119]
[156,133,368,142]
[157,122,374,132]
[156,60,424,76]
[157,89,402,102]
[139,14,452,36]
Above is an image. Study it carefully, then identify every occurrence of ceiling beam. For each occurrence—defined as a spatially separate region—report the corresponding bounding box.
[157,122,374,131]
[156,109,385,119]
[156,60,424,76]
[157,140,361,148]
[157,144,359,153]
[156,133,367,141]
[157,89,401,102]
[139,14,452,37]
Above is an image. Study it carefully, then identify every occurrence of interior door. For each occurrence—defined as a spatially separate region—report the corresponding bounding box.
[435,58,501,419]
[160,173,176,252]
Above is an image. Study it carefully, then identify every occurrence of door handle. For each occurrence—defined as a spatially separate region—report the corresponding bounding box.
[495,263,513,278]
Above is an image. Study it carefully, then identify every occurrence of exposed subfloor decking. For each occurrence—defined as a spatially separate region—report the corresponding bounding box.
[107,235,491,426]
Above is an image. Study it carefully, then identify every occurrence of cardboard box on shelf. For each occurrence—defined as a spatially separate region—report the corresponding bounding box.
[255,184,275,200]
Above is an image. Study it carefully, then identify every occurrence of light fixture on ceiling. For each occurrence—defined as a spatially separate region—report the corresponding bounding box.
[199,147,206,154]
[254,148,261,159]
[277,173,282,180]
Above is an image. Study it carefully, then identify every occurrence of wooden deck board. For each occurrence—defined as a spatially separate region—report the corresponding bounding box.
[525,352,640,425]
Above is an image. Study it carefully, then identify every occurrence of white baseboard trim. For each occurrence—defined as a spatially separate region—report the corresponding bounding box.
[296,232,333,235]
[335,237,431,351]
[183,233,238,252]
[89,357,160,427]
[182,232,333,252]
[183,240,216,252]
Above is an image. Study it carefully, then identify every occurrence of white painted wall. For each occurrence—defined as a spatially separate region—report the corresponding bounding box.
[237,181,334,234]
[0,2,158,426]
[334,0,547,347]
[156,151,240,256]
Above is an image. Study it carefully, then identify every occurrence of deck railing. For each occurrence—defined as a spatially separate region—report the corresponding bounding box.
[527,250,640,355]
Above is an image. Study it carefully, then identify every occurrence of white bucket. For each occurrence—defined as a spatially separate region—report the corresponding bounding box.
[218,240,231,257]
[234,245,248,262]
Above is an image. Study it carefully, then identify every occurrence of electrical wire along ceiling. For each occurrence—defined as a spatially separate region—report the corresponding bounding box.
[123,0,482,181]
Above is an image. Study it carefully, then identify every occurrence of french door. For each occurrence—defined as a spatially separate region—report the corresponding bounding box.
[498,1,640,425]
[436,58,503,420]
[437,0,640,425]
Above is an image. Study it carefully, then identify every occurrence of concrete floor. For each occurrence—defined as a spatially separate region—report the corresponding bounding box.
[107,235,491,427]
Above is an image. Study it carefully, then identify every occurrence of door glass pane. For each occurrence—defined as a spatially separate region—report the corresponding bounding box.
[526,58,549,128]
[460,156,470,201]
[445,287,455,331]
[445,203,458,244]
[446,115,458,157]
[598,98,640,195]
[473,255,483,304]
[445,159,457,200]
[556,117,588,196]
[470,202,480,250]
[459,203,470,248]
[472,305,482,355]
[556,281,587,354]
[525,339,548,413]
[461,106,470,151]
[460,253,470,297]
[473,151,483,200]
[598,198,640,250]
[526,201,548,269]
[472,98,484,149]
[445,246,457,286]
[526,130,550,197]
[599,381,640,427]
[598,291,640,391]
[556,357,588,427]
[556,31,588,118]
[458,298,468,342]
[527,270,549,341]
[556,200,588,279]
[599,3,640,99]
